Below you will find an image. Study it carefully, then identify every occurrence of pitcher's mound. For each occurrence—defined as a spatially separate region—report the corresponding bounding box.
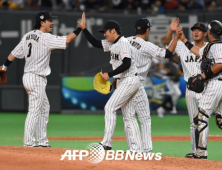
[0,146,221,170]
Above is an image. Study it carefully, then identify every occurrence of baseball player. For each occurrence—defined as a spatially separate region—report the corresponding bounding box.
[179,20,222,159]
[123,18,182,153]
[1,11,84,147]
[163,19,210,157]
[78,13,143,152]
[156,53,183,118]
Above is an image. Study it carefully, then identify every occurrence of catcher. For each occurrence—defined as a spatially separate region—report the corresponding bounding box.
[180,20,222,159]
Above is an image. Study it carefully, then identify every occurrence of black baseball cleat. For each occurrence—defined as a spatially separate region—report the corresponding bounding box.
[185,153,195,158]
[185,153,207,159]
[35,145,51,148]
[99,143,112,150]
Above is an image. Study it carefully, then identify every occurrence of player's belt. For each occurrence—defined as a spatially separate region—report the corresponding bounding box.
[218,78,222,81]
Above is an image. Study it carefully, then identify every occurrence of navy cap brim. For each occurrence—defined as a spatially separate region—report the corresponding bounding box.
[98,29,105,33]
[191,26,206,32]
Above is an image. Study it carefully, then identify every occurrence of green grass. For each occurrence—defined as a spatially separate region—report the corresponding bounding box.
[0,113,221,161]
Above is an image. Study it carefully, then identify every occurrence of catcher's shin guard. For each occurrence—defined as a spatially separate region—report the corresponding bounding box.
[193,108,209,151]
[215,113,222,130]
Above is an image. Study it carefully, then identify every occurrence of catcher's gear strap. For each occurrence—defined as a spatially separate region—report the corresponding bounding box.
[83,28,103,49]
[108,57,131,78]
[93,72,112,95]
[202,41,222,60]
[194,108,209,150]
[204,67,214,78]
[215,114,222,130]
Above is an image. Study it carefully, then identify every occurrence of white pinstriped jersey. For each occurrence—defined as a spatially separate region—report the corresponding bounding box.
[199,43,222,80]
[170,40,207,82]
[11,30,67,76]
[101,36,137,78]
[127,36,166,81]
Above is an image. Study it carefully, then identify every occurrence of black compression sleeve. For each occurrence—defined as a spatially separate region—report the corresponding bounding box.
[4,58,12,66]
[108,58,131,77]
[165,49,173,58]
[83,28,103,49]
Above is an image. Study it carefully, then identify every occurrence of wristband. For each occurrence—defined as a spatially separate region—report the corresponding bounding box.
[185,41,194,50]
[73,27,82,36]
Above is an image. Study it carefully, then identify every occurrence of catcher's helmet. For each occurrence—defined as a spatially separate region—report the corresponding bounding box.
[208,20,222,38]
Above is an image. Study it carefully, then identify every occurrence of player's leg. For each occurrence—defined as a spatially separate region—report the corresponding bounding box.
[166,80,181,114]
[185,89,200,156]
[192,80,222,159]
[215,103,222,130]
[100,77,140,148]
[134,86,152,153]
[122,95,143,153]
[35,85,50,147]
[23,73,45,146]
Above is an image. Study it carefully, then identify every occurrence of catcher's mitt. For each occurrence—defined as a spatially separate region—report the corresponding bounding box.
[93,72,112,95]
[0,66,7,84]
[187,74,204,93]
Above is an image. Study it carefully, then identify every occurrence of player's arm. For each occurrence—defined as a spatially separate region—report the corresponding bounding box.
[1,53,16,71]
[82,28,103,48]
[77,12,103,48]
[179,31,200,57]
[66,13,86,44]
[101,57,131,81]
[165,27,182,58]
[162,18,180,45]
[201,63,222,79]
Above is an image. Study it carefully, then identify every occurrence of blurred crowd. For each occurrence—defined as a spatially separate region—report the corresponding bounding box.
[0,0,222,13]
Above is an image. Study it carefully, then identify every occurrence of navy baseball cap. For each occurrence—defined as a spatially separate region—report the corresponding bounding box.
[34,11,57,29]
[191,22,207,32]
[35,11,57,23]
[208,20,222,38]
[135,18,152,34]
[99,20,121,33]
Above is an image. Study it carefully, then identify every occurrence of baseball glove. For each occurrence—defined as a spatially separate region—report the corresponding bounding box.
[187,74,204,93]
[0,66,7,84]
[93,72,112,95]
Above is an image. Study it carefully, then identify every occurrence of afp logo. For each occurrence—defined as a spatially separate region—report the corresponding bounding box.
[60,143,105,163]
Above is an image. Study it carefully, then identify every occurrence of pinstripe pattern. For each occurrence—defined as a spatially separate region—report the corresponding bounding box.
[12,30,66,76]
[101,77,140,150]
[119,36,169,153]
[194,43,222,156]
[11,29,67,147]
[101,37,137,78]
[169,40,208,81]
[185,89,202,153]
[168,39,208,153]
[23,73,49,146]
[100,36,141,152]
[120,36,169,153]
[127,36,166,81]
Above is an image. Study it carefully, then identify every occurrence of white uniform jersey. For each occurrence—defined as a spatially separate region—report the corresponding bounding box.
[11,30,67,76]
[127,36,166,81]
[170,40,208,82]
[101,36,137,78]
[199,43,222,80]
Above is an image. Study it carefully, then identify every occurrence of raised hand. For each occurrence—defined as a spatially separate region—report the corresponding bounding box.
[170,18,180,31]
[77,12,86,29]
